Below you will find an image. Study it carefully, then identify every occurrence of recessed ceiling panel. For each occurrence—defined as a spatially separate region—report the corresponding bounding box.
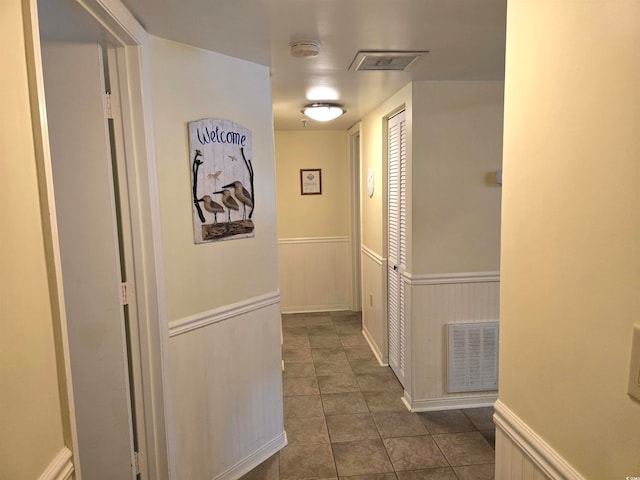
[349,51,429,72]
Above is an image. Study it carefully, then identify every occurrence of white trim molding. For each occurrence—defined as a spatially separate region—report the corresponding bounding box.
[362,325,388,367]
[407,393,497,412]
[494,400,585,480]
[404,271,500,285]
[278,236,349,245]
[169,291,280,337]
[214,432,287,480]
[38,447,74,480]
[361,244,385,266]
[281,305,351,314]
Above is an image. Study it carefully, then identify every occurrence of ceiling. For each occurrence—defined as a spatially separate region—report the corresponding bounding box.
[120,0,507,131]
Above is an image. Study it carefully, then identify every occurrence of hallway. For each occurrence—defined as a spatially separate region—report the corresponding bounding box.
[242,311,496,480]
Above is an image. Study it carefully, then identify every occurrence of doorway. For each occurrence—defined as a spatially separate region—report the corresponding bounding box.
[41,35,141,480]
[349,127,362,311]
[387,109,407,388]
[30,0,169,478]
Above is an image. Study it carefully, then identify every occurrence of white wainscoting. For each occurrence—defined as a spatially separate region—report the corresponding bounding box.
[168,292,286,480]
[360,245,388,365]
[278,237,351,313]
[406,272,500,411]
[38,447,73,480]
[494,400,584,480]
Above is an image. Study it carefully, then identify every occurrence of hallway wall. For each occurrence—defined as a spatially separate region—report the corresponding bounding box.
[412,81,503,274]
[408,81,502,409]
[497,0,640,478]
[148,36,285,479]
[358,81,503,409]
[275,130,352,312]
[275,131,349,238]
[150,37,279,320]
[0,1,71,478]
[360,84,413,365]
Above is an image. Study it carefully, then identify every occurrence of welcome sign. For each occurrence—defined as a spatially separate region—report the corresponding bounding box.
[188,118,255,243]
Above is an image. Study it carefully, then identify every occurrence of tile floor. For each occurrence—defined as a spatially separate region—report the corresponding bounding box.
[241,311,496,480]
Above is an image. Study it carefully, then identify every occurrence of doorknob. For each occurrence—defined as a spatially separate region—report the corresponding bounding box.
[393,265,398,271]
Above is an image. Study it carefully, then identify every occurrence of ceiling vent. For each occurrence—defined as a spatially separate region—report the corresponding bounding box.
[349,50,429,72]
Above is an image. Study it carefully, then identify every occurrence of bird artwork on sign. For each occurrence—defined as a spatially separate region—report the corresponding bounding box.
[188,118,255,243]
[223,181,253,220]
[198,195,224,224]
[213,189,239,223]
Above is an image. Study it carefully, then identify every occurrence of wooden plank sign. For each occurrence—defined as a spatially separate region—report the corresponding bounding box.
[188,118,255,243]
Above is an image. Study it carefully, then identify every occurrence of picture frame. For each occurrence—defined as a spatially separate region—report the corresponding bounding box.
[300,168,322,195]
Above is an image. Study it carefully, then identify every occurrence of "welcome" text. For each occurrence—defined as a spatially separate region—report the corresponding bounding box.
[196,126,247,146]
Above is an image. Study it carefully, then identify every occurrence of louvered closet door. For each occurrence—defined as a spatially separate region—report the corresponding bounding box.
[387,110,407,387]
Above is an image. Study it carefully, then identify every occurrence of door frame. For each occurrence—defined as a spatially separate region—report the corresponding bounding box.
[23,0,171,478]
[348,123,362,312]
[384,106,407,383]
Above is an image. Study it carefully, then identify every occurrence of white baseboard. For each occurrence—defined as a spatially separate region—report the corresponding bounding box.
[406,393,497,412]
[280,304,351,314]
[362,325,388,366]
[494,400,585,480]
[401,392,412,412]
[38,447,73,480]
[213,432,287,480]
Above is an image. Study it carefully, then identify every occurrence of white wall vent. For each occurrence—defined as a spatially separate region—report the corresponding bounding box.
[447,321,499,393]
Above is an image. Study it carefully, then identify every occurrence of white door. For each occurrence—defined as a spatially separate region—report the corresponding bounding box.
[387,110,408,387]
[42,41,137,479]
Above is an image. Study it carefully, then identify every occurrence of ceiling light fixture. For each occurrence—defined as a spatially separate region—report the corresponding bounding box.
[301,103,345,122]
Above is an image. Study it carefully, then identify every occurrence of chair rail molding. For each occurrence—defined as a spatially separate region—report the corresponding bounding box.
[494,400,585,480]
[404,271,500,285]
[38,447,73,480]
[169,291,281,337]
[361,244,385,266]
[278,236,348,245]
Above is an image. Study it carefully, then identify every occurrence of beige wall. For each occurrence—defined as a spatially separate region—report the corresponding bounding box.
[499,0,640,478]
[0,1,68,477]
[148,36,279,320]
[148,36,284,478]
[275,130,349,238]
[412,81,503,274]
[359,81,502,273]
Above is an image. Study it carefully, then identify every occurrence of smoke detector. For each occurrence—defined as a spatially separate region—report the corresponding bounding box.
[349,50,429,71]
[290,40,321,58]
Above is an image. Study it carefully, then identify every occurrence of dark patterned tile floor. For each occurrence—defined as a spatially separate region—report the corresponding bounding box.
[240,311,495,480]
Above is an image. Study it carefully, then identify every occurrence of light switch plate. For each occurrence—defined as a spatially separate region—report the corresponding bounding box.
[628,324,640,401]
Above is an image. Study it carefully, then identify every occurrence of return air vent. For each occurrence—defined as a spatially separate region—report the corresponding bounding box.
[447,321,499,393]
[348,51,429,72]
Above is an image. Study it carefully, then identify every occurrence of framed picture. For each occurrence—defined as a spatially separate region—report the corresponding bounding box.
[300,169,322,195]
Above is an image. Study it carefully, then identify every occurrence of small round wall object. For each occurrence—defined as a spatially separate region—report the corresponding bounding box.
[367,168,375,197]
